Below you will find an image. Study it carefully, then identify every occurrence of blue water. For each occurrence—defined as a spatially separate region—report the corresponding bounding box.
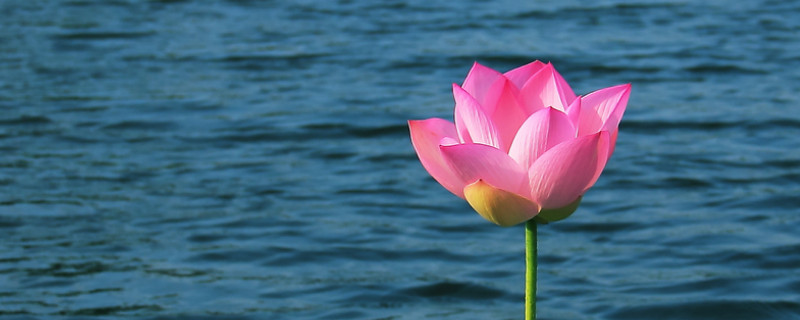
[1,0,799,319]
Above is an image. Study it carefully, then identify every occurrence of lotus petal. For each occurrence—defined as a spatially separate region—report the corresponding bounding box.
[485,78,528,152]
[461,62,505,115]
[440,143,529,197]
[533,196,582,224]
[528,131,610,209]
[464,180,541,227]
[578,84,631,136]
[551,65,577,103]
[565,96,582,128]
[508,107,576,170]
[408,119,465,197]
[504,60,546,89]
[519,64,575,114]
[453,84,501,148]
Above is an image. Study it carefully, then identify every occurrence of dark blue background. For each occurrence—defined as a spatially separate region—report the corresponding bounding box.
[1,0,799,319]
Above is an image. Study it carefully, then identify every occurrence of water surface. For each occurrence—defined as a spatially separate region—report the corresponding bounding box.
[1,0,799,319]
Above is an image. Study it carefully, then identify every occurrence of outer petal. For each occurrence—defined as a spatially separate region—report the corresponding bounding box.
[453,84,501,148]
[607,128,618,161]
[440,143,529,198]
[528,131,610,209]
[408,119,465,197]
[587,132,612,192]
[464,180,541,227]
[577,84,631,136]
[519,63,575,114]
[503,60,546,89]
[533,196,582,224]
[508,107,576,170]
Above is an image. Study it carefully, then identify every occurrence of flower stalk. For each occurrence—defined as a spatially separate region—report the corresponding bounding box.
[525,220,537,320]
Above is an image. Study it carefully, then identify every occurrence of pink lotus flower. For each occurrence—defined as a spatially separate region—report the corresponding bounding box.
[409,61,630,226]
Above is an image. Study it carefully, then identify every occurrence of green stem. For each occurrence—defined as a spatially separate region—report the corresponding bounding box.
[525,220,537,320]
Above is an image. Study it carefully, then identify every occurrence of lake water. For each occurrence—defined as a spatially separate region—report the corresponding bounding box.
[1,0,799,319]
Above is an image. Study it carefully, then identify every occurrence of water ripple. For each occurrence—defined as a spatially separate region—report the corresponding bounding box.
[2,0,799,318]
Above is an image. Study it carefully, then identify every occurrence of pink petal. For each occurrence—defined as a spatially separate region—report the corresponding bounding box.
[552,65,577,103]
[439,143,529,197]
[578,83,631,136]
[565,95,582,126]
[453,84,501,148]
[463,180,541,227]
[508,107,576,170]
[528,131,610,209]
[607,128,618,161]
[461,65,529,151]
[485,78,528,152]
[519,63,574,114]
[408,119,465,198]
[587,131,613,192]
[461,62,505,115]
[503,60,546,89]
[440,136,459,146]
